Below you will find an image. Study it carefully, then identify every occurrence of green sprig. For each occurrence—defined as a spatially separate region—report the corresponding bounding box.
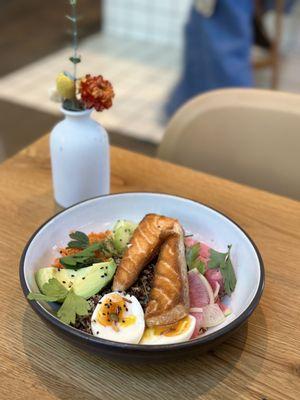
[208,245,236,295]
[186,243,205,274]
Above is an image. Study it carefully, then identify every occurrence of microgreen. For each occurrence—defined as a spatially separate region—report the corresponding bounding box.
[185,243,205,274]
[208,245,236,295]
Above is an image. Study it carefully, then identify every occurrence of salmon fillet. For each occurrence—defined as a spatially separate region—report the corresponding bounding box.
[145,227,189,327]
[112,214,178,291]
[112,213,189,327]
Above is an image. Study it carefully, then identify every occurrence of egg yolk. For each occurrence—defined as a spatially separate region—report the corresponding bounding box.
[148,316,191,337]
[97,293,136,330]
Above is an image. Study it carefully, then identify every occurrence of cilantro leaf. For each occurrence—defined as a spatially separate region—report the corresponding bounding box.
[186,243,205,274]
[208,248,227,269]
[57,289,91,325]
[221,255,236,296]
[208,245,236,296]
[192,259,206,274]
[60,242,102,269]
[60,239,119,270]
[27,278,68,302]
[27,292,62,302]
[67,231,89,249]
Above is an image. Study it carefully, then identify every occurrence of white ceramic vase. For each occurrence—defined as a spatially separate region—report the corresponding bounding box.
[50,108,110,208]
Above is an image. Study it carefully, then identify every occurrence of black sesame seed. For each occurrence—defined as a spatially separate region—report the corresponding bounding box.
[82,277,85,280]
[102,313,106,316]
[104,273,107,276]
[122,320,125,323]
[101,275,104,278]
[62,281,66,284]
[96,331,99,334]
[71,274,75,277]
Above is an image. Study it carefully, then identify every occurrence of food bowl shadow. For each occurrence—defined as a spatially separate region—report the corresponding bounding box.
[21,305,268,400]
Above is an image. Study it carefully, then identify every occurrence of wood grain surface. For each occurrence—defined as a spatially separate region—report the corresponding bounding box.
[0,135,299,400]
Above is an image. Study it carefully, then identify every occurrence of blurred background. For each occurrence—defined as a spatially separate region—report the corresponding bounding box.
[0,0,300,167]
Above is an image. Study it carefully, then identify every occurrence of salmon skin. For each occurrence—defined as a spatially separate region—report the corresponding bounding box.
[112,214,189,327]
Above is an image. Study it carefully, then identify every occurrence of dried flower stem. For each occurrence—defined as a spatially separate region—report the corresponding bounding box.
[70,1,78,81]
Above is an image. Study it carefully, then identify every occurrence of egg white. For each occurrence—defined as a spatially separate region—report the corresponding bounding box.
[91,292,145,344]
[140,315,196,345]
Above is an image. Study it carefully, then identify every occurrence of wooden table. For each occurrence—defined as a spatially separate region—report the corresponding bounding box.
[0,136,299,400]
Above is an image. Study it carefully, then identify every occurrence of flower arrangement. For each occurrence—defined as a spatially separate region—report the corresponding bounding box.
[52,0,114,112]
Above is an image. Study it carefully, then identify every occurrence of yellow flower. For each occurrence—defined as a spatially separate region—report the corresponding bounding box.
[56,72,75,99]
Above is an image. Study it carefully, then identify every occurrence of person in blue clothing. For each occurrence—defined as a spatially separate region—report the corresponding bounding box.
[165,0,295,118]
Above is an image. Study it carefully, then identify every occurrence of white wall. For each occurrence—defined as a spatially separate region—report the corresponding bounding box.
[103,0,192,47]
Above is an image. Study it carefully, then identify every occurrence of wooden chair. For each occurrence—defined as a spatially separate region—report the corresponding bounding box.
[158,88,300,200]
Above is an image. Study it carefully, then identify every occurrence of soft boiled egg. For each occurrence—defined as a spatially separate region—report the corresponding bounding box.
[140,315,196,345]
[91,292,145,344]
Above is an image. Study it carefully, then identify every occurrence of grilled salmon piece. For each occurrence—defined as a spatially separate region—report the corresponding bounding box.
[145,227,189,327]
[112,214,178,291]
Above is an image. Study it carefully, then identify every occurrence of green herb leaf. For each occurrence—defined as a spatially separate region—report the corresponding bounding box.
[27,278,68,302]
[60,256,78,267]
[57,289,90,325]
[208,248,227,269]
[186,243,200,268]
[185,243,205,274]
[192,259,206,274]
[69,56,81,64]
[63,99,85,112]
[60,236,119,270]
[208,245,236,295]
[27,292,62,302]
[110,313,119,322]
[67,231,89,249]
[60,242,102,269]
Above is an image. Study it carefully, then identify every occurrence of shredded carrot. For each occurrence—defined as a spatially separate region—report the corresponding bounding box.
[88,230,111,243]
[52,230,112,268]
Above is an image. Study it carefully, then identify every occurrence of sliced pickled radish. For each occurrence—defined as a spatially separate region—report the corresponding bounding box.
[213,282,220,300]
[205,268,224,297]
[188,269,214,308]
[189,309,204,339]
[216,298,232,317]
[202,304,225,327]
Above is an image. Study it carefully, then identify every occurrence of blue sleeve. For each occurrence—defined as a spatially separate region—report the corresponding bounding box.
[165,0,254,117]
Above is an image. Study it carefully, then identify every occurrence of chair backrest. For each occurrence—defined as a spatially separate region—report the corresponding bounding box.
[158,89,300,200]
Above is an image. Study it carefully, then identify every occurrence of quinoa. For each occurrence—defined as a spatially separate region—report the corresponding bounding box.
[127,263,155,309]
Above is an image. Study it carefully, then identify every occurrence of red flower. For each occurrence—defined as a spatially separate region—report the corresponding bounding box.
[79,74,114,112]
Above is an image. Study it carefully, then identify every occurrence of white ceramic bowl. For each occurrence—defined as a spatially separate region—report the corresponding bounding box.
[20,193,264,361]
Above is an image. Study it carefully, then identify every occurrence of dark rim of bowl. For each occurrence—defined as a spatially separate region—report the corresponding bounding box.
[19,192,265,352]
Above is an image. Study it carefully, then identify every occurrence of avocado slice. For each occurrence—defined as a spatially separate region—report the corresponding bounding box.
[72,260,116,299]
[112,220,137,253]
[35,267,76,293]
[35,260,116,300]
